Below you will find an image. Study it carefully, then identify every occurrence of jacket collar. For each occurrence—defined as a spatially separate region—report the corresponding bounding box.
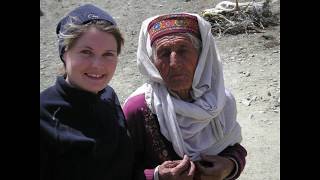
[55,76,105,103]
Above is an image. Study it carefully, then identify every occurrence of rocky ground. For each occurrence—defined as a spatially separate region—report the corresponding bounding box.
[40,0,280,179]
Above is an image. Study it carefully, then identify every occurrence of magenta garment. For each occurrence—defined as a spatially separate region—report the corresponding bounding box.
[123,93,247,180]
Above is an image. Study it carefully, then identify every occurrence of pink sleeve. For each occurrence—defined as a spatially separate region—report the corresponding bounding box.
[144,169,155,180]
[219,143,247,179]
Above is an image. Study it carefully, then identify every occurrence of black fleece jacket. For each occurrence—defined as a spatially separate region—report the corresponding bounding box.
[40,76,134,180]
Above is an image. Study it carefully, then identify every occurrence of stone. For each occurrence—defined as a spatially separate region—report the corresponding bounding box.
[264,41,280,48]
[261,34,275,40]
[252,96,257,101]
[267,91,271,96]
[242,99,252,106]
[131,30,137,35]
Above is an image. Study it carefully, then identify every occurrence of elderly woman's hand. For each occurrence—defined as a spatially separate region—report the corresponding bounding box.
[158,155,195,180]
[194,154,235,180]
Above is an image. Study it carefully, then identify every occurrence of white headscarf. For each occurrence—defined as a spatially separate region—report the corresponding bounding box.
[126,13,242,161]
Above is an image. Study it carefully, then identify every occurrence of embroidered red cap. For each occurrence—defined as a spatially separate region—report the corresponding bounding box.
[147,13,201,46]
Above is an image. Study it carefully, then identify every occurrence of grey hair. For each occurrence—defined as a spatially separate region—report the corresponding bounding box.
[151,33,202,61]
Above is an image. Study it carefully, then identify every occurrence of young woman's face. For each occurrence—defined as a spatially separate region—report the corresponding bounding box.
[63,27,118,94]
[153,35,199,93]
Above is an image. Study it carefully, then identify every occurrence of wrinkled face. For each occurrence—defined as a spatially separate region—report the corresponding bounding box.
[153,35,199,93]
[63,27,118,93]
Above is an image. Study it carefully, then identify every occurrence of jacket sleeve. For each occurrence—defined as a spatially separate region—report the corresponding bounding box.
[123,94,151,180]
[218,143,247,179]
[144,169,155,180]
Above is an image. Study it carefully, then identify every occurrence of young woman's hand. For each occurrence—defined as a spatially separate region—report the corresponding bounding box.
[194,154,235,180]
[158,155,195,180]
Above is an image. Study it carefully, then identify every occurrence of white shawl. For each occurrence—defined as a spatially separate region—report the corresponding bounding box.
[126,13,242,161]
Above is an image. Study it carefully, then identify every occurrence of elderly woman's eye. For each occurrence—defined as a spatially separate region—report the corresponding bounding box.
[177,47,189,53]
[158,50,171,58]
[177,49,187,54]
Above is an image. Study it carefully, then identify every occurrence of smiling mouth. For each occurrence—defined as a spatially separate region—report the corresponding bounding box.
[85,73,105,79]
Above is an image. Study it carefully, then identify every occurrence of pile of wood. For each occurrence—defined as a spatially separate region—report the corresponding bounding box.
[201,0,279,36]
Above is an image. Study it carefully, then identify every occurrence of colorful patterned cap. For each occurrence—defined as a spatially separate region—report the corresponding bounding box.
[147,13,201,46]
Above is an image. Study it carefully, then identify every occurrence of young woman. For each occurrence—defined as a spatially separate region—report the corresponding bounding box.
[40,4,134,180]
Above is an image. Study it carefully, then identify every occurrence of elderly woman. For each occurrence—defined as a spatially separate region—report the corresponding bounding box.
[123,13,247,180]
[40,4,134,180]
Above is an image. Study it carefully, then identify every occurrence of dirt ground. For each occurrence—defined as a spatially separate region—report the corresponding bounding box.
[40,0,280,179]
